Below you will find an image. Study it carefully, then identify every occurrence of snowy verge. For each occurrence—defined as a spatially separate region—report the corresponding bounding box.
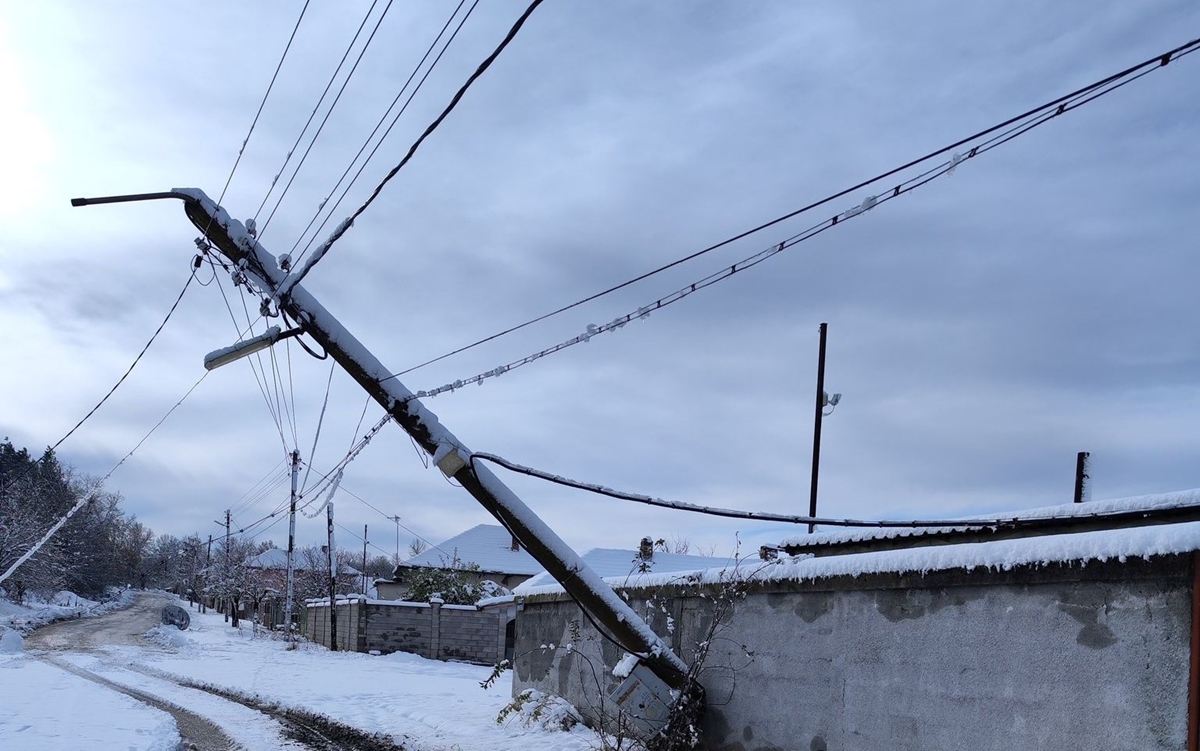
[0,588,138,635]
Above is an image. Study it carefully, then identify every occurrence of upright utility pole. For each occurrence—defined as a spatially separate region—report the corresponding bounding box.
[392,515,401,567]
[284,449,299,637]
[808,323,828,534]
[362,524,369,595]
[1073,451,1091,504]
[223,509,231,620]
[203,534,212,614]
[326,502,338,652]
[85,189,688,694]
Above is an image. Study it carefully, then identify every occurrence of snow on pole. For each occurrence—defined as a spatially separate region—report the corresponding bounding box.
[177,188,688,686]
[0,492,94,586]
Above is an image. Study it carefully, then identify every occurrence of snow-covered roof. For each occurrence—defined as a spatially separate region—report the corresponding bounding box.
[403,524,542,576]
[778,487,1200,548]
[516,491,1200,599]
[246,548,360,575]
[514,548,735,595]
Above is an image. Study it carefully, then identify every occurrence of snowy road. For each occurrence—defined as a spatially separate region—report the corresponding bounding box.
[3,591,602,751]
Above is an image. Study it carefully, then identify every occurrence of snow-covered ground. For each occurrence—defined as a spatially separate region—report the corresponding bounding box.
[0,588,135,633]
[0,592,604,750]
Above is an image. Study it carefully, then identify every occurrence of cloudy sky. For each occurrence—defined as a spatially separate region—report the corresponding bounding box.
[1,1,1197,563]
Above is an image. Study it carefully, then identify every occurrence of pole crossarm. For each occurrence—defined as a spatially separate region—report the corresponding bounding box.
[170,187,688,686]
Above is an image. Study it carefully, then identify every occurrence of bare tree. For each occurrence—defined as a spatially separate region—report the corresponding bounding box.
[407,537,428,558]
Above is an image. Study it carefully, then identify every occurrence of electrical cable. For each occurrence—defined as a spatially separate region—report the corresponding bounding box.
[252,0,383,226]
[283,0,475,268]
[277,0,542,297]
[215,0,312,206]
[257,0,398,238]
[378,35,1200,384]
[400,41,1200,400]
[471,452,1200,531]
[44,272,193,459]
[300,360,338,494]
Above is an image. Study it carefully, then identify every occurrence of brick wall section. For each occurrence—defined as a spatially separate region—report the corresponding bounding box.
[305,596,515,665]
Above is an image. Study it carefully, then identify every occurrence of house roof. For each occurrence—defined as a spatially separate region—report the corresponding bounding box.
[402,524,542,576]
[515,548,735,593]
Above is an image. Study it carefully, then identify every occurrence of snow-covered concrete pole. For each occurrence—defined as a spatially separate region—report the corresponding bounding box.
[176,189,688,688]
[284,448,299,637]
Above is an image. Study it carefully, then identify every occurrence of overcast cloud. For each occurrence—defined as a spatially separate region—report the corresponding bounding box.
[1,1,1198,561]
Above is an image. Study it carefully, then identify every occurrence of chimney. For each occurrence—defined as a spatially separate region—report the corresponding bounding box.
[638,537,654,561]
[510,533,520,552]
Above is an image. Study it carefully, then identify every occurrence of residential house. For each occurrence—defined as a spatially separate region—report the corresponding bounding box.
[375,524,542,601]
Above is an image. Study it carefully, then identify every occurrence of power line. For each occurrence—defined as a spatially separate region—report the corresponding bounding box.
[403,46,1198,401]
[276,0,544,298]
[216,0,312,205]
[256,0,397,237]
[377,35,1200,385]
[284,0,476,270]
[44,272,193,460]
[470,452,1200,531]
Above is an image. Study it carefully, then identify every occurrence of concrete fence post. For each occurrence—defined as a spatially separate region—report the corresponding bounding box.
[430,597,443,660]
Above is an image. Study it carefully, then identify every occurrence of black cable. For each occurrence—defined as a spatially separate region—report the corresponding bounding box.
[470,452,1200,531]
[257,0,398,238]
[252,0,382,226]
[279,0,545,294]
[48,273,193,456]
[379,35,1200,384]
[285,0,475,266]
[216,0,312,205]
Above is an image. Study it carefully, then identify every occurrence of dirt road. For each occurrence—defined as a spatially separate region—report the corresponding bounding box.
[26,592,238,750]
[24,592,404,751]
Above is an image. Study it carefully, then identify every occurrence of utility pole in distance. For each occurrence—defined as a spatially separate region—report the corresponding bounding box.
[326,502,338,652]
[362,524,369,595]
[392,515,400,568]
[284,449,299,640]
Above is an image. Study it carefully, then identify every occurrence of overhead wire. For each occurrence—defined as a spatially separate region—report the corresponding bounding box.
[283,0,474,269]
[215,0,312,208]
[42,271,194,458]
[378,35,1200,385]
[277,0,541,297]
[252,0,382,226]
[256,0,398,238]
[470,452,1200,531]
[401,59,1174,401]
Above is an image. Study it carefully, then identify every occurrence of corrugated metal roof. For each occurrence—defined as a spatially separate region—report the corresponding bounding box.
[403,524,542,576]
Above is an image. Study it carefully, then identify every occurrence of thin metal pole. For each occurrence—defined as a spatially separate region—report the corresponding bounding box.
[393,515,401,567]
[362,524,368,595]
[284,450,299,639]
[809,323,828,534]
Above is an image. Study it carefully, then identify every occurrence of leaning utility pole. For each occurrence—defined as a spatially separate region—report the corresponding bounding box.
[326,501,338,652]
[284,449,299,638]
[73,189,689,716]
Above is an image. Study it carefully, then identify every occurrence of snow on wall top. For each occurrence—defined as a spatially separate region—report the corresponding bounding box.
[518,490,1200,599]
[403,524,543,576]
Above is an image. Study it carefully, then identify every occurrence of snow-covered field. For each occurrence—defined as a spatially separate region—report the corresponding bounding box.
[0,593,602,750]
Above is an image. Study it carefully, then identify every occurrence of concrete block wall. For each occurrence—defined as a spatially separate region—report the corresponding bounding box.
[513,554,1196,751]
[306,596,513,665]
[438,605,505,663]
